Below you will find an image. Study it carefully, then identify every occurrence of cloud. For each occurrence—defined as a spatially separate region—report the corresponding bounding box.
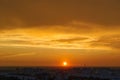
[0,39,30,44]
[0,31,91,49]
[51,37,88,43]
[90,34,120,50]
[0,53,36,58]
[0,29,120,50]
[0,0,120,30]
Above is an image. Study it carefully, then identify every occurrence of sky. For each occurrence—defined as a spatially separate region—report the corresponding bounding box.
[0,0,120,66]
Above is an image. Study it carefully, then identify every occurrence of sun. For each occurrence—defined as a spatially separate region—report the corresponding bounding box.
[63,61,68,66]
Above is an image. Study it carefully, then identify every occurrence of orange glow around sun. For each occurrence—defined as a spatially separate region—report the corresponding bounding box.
[63,61,68,66]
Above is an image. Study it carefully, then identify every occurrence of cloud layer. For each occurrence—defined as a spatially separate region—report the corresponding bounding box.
[0,0,120,30]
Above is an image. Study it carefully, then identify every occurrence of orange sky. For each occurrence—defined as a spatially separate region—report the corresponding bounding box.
[0,0,120,66]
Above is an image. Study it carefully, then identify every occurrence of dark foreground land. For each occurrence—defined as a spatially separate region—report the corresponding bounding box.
[0,67,120,80]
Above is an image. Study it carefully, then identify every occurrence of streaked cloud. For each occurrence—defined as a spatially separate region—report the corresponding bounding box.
[90,34,120,50]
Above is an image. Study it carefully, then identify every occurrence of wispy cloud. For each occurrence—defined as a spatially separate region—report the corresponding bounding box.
[90,34,120,50]
[0,53,36,59]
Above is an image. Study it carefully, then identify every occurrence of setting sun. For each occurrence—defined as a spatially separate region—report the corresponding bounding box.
[63,61,68,66]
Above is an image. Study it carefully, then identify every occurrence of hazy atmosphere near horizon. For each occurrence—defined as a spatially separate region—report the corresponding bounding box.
[0,0,120,67]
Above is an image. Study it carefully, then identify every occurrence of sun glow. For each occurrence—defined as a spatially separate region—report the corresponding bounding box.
[63,61,67,66]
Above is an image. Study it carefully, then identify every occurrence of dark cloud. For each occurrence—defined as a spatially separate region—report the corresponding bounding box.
[91,35,120,49]
[51,37,88,43]
[0,0,120,30]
